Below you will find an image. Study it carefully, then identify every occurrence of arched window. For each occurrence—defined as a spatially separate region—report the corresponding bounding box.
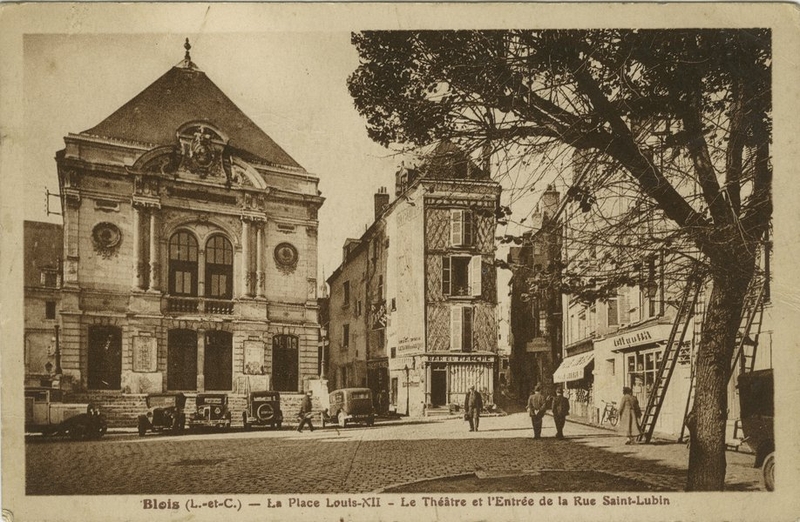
[88,325,122,390]
[169,232,198,296]
[205,236,233,299]
[272,335,298,392]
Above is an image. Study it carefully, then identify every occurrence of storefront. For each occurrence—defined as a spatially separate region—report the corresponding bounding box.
[593,322,692,436]
[552,349,594,418]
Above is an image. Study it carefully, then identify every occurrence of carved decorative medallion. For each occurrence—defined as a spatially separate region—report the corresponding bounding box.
[92,222,122,258]
[274,242,298,272]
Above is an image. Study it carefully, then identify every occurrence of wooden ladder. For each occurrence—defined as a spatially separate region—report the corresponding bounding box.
[638,271,703,443]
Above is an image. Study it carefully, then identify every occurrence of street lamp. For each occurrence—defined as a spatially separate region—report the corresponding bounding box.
[53,324,62,375]
[404,364,410,416]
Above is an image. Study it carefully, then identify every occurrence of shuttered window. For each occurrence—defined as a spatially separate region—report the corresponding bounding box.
[450,210,474,246]
[450,306,474,352]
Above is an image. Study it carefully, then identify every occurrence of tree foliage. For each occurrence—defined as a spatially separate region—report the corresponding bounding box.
[349,29,772,491]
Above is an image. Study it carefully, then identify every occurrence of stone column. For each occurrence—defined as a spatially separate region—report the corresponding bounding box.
[197,248,206,301]
[197,330,206,392]
[241,219,251,297]
[132,205,145,290]
[256,223,265,298]
[148,210,160,291]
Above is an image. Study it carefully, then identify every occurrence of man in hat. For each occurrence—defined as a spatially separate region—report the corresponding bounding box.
[550,387,570,439]
[297,390,315,433]
[526,384,547,439]
[464,385,483,432]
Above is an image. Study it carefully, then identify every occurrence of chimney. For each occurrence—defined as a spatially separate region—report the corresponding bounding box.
[540,184,560,221]
[374,186,390,220]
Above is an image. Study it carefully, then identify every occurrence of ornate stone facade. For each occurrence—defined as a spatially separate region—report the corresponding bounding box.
[50,47,323,419]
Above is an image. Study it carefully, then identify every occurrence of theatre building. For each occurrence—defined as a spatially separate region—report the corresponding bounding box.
[52,43,323,420]
[328,142,501,416]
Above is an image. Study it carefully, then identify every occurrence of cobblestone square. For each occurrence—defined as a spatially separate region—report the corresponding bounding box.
[26,413,764,495]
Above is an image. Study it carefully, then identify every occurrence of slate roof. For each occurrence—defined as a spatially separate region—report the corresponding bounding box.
[81,62,302,169]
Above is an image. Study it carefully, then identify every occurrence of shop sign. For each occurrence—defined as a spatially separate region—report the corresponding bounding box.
[367,359,389,369]
[426,354,495,364]
[609,326,662,350]
[526,337,550,353]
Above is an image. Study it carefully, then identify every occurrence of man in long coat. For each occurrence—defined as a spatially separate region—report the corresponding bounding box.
[297,391,315,433]
[464,386,483,432]
[551,388,570,439]
[526,384,547,439]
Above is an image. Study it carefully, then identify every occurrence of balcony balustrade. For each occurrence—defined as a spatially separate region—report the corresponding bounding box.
[166,296,234,315]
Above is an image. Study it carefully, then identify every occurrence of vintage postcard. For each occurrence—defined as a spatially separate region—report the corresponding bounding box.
[1,3,799,522]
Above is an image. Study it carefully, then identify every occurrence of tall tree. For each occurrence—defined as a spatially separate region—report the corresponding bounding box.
[348,29,771,491]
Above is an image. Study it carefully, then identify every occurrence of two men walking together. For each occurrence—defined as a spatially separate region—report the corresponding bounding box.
[527,385,570,439]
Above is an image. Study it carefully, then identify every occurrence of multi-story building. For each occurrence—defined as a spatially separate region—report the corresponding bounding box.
[51,43,323,421]
[24,221,64,387]
[328,141,501,416]
[507,186,562,401]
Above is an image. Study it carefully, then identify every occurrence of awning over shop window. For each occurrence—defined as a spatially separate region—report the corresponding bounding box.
[552,352,595,383]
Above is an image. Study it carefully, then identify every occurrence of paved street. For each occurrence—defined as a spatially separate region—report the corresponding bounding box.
[26,413,764,495]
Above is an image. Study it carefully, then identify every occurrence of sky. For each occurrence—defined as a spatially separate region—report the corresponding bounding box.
[23,32,402,286]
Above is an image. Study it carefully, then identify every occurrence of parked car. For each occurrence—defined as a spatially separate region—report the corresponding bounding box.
[242,391,283,430]
[137,393,186,436]
[188,393,232,430]
[25,387,107,440]
[738,368,774,491]
[324,388,374,428]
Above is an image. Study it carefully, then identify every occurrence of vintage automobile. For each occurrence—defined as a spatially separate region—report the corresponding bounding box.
[137,393,187,436]
[25,387,107,440]
[242,391,283,430]
[188,393,232,430]
[738,368,774,491]
[323,388,375,428]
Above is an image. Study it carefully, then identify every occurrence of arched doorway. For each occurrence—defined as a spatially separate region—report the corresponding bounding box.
[88,325,122,390]
[205,331,232,391]
[167,329,197,391]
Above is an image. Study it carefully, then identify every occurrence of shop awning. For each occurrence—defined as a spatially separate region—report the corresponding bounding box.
[552,352,595,383]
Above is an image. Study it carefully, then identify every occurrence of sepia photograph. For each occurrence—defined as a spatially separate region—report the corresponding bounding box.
[2,3,799,522]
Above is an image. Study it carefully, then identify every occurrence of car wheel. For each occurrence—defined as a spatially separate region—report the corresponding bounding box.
[762,451,775,491]
[338,410,347,428]
[69,423,86,441]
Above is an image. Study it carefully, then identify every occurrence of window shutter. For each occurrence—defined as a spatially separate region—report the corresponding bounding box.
[451,306,462,351]
[469,256,482,297]
[463,307,473,352]
[464,210,474,246]
[442,256,451,295]
[451,210,463,246]
[608,298,618,327]
[619,289,631,324]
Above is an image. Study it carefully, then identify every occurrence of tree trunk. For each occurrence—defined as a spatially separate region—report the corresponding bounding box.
[686,254,753,491]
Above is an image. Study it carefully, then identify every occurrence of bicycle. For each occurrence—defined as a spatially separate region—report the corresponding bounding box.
[600,400,619,427]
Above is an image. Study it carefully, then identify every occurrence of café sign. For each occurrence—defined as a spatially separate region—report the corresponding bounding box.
[609,325,664,350]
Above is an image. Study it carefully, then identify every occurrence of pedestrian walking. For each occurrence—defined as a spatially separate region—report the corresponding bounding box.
[550,388,570,439]
[297,390,315,433]
[618,386,642,444]
[464,385,483,431]
[526,384,547,439]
